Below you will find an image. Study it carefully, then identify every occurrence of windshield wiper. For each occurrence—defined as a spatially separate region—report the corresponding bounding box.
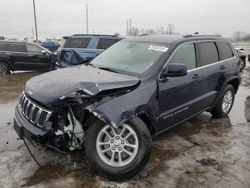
[97,66,120,73]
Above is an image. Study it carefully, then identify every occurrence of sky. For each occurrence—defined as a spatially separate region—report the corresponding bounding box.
[0,0,249,39]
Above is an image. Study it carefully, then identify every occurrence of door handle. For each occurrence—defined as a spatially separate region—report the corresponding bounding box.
[220,65,225,70]
[192,74,200,79]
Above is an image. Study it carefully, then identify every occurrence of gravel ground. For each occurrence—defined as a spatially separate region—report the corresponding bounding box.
[0,64,250,188]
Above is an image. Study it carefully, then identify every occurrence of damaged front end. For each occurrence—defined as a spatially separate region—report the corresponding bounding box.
[47,82,140,152]
[15,78,141,154]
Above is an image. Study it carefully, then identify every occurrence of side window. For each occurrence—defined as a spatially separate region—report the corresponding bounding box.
[217,42,234,60]
[0,43,9,51]
[198,42,219,66]
[168,43,196,70]
[26,43,43,53]
[64,38,91,48]
[9,43,27,52]
[97,38,120,49]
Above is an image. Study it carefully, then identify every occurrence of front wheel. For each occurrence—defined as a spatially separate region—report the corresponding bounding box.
[211,84,235,118]
[85,117,152,181]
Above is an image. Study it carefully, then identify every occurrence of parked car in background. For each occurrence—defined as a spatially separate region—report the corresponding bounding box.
[56,34,122,68]
[41,41,60,51]
[14,35,240,180]
[236,48,247,71]
[0,41,56,74]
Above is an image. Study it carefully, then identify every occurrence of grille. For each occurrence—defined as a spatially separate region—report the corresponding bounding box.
[19,93,52,127]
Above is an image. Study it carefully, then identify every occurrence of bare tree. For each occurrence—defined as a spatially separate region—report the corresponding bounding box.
[166,24,175,34]
[232,31,246,41]
[113,32,121,36]
[128,27,139,36]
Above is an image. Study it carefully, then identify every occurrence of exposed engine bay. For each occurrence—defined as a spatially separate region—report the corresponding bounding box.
[49,106,88,152]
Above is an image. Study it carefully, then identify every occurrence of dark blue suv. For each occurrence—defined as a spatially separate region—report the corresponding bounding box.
[14,34,240,181]
[56,34,121,68]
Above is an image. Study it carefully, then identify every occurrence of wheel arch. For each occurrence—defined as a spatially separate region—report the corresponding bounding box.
[227,77,240,94]
[0,58,13,71]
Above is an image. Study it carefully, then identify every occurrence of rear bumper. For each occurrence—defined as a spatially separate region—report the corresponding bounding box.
[14,105,50,143]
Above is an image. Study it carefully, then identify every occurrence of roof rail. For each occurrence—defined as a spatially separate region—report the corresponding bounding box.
[72,34,118,37]
[183,34,222,38]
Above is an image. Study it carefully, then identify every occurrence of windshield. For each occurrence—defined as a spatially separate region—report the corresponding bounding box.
[91,41,169,75]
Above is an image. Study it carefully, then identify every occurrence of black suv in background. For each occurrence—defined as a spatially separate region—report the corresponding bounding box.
[0,41,56,74]
[56,34,121,68]
[14,35,240,180]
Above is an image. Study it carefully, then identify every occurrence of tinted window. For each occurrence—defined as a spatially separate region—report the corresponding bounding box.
[0,43,8,51]
[168,43,196,70]
[217,42,234,60]
[97,38,120,49]
[64,38,91,48]
[198,42,219,66]
[9,43,27,52]
[26,43,43,53]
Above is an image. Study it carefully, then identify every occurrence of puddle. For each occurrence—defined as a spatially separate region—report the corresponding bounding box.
[23,163,98,187]
[150,147,179,164]
[0,72,39,103]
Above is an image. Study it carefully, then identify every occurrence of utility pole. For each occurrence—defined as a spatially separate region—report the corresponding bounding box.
[126,20,128,36]
[32,0,39,43]
[32,27,34,39]
[86,3,89,34]
[129,18,132,35]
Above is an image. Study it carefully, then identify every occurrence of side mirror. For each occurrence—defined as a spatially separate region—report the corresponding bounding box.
[41,50,48,55]
[160,63,187,79]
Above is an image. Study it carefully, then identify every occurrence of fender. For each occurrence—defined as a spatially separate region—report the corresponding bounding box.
[0,57,14,71]
[84,81,158,129]
[212,75,240,109]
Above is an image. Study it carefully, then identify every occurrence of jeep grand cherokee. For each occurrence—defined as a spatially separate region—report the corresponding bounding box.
[14,34,240,180]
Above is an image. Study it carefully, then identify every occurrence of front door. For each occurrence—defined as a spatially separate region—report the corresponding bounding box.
[157,43,203,132]
[25,43,51,70]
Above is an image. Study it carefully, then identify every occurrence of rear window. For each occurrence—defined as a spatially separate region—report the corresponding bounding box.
[97,38,120,49]
[217,42,234,60]
[9,43,27,52]
[198,42,219,66]
[63,38,91,48]
[0,43,8,51]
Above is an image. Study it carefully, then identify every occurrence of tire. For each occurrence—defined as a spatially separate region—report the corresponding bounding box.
[211,84,235,118]
[85,117,152,181]
[239,57,246,71]
[0,61,10,74]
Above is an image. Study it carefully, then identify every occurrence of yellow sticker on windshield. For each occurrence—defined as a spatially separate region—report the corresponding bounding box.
[148,45,168,52]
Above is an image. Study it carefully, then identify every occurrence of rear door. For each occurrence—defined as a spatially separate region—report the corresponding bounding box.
[8,43,31,70]
[195,41,222,108]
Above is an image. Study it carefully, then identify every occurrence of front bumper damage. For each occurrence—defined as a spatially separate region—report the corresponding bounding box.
[14,105,50,143]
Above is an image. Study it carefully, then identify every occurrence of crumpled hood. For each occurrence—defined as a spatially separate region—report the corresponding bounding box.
[25,65,140,105]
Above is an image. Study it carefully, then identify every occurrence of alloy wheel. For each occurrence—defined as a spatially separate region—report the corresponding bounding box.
[96,124,139,168]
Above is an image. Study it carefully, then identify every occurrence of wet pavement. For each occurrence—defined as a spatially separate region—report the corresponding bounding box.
[0,65,250,188]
